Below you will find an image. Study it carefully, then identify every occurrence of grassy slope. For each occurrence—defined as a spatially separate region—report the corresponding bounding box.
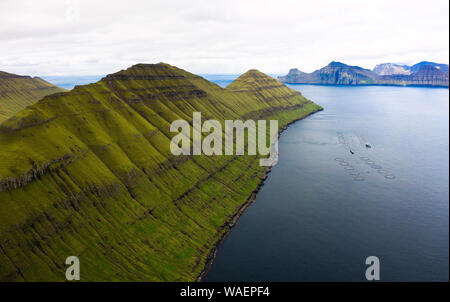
[0,63,322,281]
[0,71,65,123]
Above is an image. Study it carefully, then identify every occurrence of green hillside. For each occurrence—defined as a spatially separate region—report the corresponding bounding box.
[0,63,322,281]
[0,71,65,123]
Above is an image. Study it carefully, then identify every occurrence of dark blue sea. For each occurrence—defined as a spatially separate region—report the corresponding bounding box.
[205,83,449,281]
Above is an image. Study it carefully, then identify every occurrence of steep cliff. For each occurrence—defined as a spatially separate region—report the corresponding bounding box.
[379,65,449,86]
[410,61,449,73]
[373,63,411,75]
[0,63,322,281]
[279,61,449,87]
[279,62,378,85]
[0,71,65,123]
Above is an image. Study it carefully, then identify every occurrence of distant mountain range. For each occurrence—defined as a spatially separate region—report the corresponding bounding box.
[279,61,449,87]
[0,71,65,123]
[373,61,449,75]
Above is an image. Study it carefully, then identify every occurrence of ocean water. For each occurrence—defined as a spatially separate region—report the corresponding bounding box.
[200,74,239,88]
[42,74,235,90]
[204,84,449,281]
[42,75,104,90]
[42,73,263,90]
[201,74,281,87]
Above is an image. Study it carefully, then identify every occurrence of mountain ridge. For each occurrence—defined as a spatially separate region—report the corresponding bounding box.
[0,62,322,281]
[0,70,65,123]
[279,61,449,87]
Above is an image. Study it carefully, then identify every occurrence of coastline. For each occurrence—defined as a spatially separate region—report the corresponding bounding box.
[196,107,323,282]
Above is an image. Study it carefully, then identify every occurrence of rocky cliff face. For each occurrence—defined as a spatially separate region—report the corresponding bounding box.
[379,65,449,86]
[0,63,322,281]
[0,71,65,123]
[410,61,449,73]
[373,63,411,75]
[279,61,449,87]
[279,62,377,85]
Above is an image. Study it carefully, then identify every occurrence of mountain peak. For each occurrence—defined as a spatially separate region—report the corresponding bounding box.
[108,62,178,75]
[411,61,449,73]
[227,69,279,90]
[239,68,266,77]
[100,62,202,87]
[326,61,368,71]
[327,61,347,67]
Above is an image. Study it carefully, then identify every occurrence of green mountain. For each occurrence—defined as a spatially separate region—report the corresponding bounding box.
[0,71,65,123]
[0,63,322,281]
[279,61,449,87]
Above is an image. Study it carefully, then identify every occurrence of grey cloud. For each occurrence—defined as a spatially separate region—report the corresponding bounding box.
[0,0,448,76]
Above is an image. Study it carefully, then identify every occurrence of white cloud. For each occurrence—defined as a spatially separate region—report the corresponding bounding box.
[0,0,448,76]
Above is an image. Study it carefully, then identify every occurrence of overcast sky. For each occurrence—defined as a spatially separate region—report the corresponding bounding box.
[0,0,448,76]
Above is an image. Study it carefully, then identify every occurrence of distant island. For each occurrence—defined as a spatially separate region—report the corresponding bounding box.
[278,61,449,87]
